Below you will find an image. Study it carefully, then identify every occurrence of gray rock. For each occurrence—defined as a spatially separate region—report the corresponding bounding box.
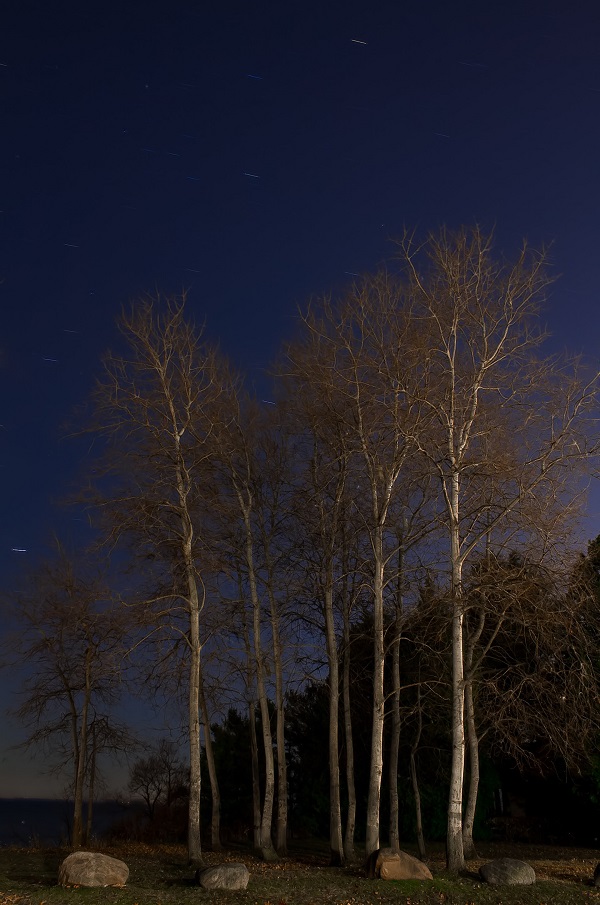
[594,863,600,887]
[58,851,129,887]
[196,862,249,890]
[479,857,535,886]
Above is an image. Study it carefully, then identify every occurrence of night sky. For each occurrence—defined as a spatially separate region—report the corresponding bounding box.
[2,0,600,796]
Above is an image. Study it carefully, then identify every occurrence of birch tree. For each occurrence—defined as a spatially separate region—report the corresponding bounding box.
[90,294,226,866]
[287,273,430,856]
[281,361,355,865]
[214,398,293,860]
[398,225,599,870]
[198,650,222,850]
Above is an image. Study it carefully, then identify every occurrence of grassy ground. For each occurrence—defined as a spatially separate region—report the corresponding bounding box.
[1,841,600,905]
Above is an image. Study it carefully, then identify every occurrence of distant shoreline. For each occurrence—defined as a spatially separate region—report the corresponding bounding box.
[0,798,141,847]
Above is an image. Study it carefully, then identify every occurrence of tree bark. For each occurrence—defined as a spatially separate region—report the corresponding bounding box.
[243,509,278,861]
[341,572,356,861]
[446,471,466,872]
[89,298,232,869]
[324,580,344,865]
[242,609,262,851]
[389,542,404,852]
[198,655,222,851]
[249,699,262,850]
[178,461,203,867]
[462,608,486,859]
[409,679,426,861]
[263,551,288,855]
[365,527,385,856]
[462,677,479,859]
[187,579,202,867]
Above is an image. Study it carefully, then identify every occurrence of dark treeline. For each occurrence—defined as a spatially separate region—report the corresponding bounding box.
[4,227,600,871]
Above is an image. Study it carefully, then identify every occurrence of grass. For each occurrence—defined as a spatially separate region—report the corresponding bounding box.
[1,841,600,905]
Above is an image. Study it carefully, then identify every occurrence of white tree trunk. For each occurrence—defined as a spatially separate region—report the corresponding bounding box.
[249,700,261,850]
[462,604,488,860]
[242,609,262,850]
[187,579,203,867]
[198,656,221,851]
[389,548,404,852]
[409,681,426,861]
[263,560,288,855]
[244,513,278,861]
[365,527,385,856]
[324,581,344,865]
[177,456,203,867]
[462,678,479,859]
[446,473,465,872]
[342,588,356,861]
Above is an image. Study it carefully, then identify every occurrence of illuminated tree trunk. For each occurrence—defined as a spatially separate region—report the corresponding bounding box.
[366,526,385,857]
[409,680,426,860]
[89,297,233,868]
[242,506,278,861]
[249,699,261,849]
[186,557,203,867]
[324,578,344,865]
[176,455,204,868]
[462,607,487,859]
[242,612,262,850]
[389,542,404,852]
[263,551,288,855]
[341,570,356,861]
[462,678,480,859]
[199,655,221,851]
[447,471,466,872]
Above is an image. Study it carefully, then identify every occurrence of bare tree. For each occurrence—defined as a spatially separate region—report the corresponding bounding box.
[397,225,599,869]
[254,421,293,857]
[213,398,293,861]
[386,475,439,853]
[282,227,597,868]
[286,272,431,857]
[128,738,188,819]
[7,544,130,848]
[213,398,287,861]
[207,560,269,852]
[89,294,228,866]
[279,365,356,866]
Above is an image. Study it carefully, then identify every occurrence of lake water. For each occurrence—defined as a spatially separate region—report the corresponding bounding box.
[0,799,138,846]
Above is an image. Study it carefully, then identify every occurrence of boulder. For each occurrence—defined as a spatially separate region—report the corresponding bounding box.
[58,851,129,887]
[593,863,600,887]
[196,862,249,890]
[479,858,535,886]
[367,848,433,881]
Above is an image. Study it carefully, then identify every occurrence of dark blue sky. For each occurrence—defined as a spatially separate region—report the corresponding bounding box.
[2,0,600,795]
